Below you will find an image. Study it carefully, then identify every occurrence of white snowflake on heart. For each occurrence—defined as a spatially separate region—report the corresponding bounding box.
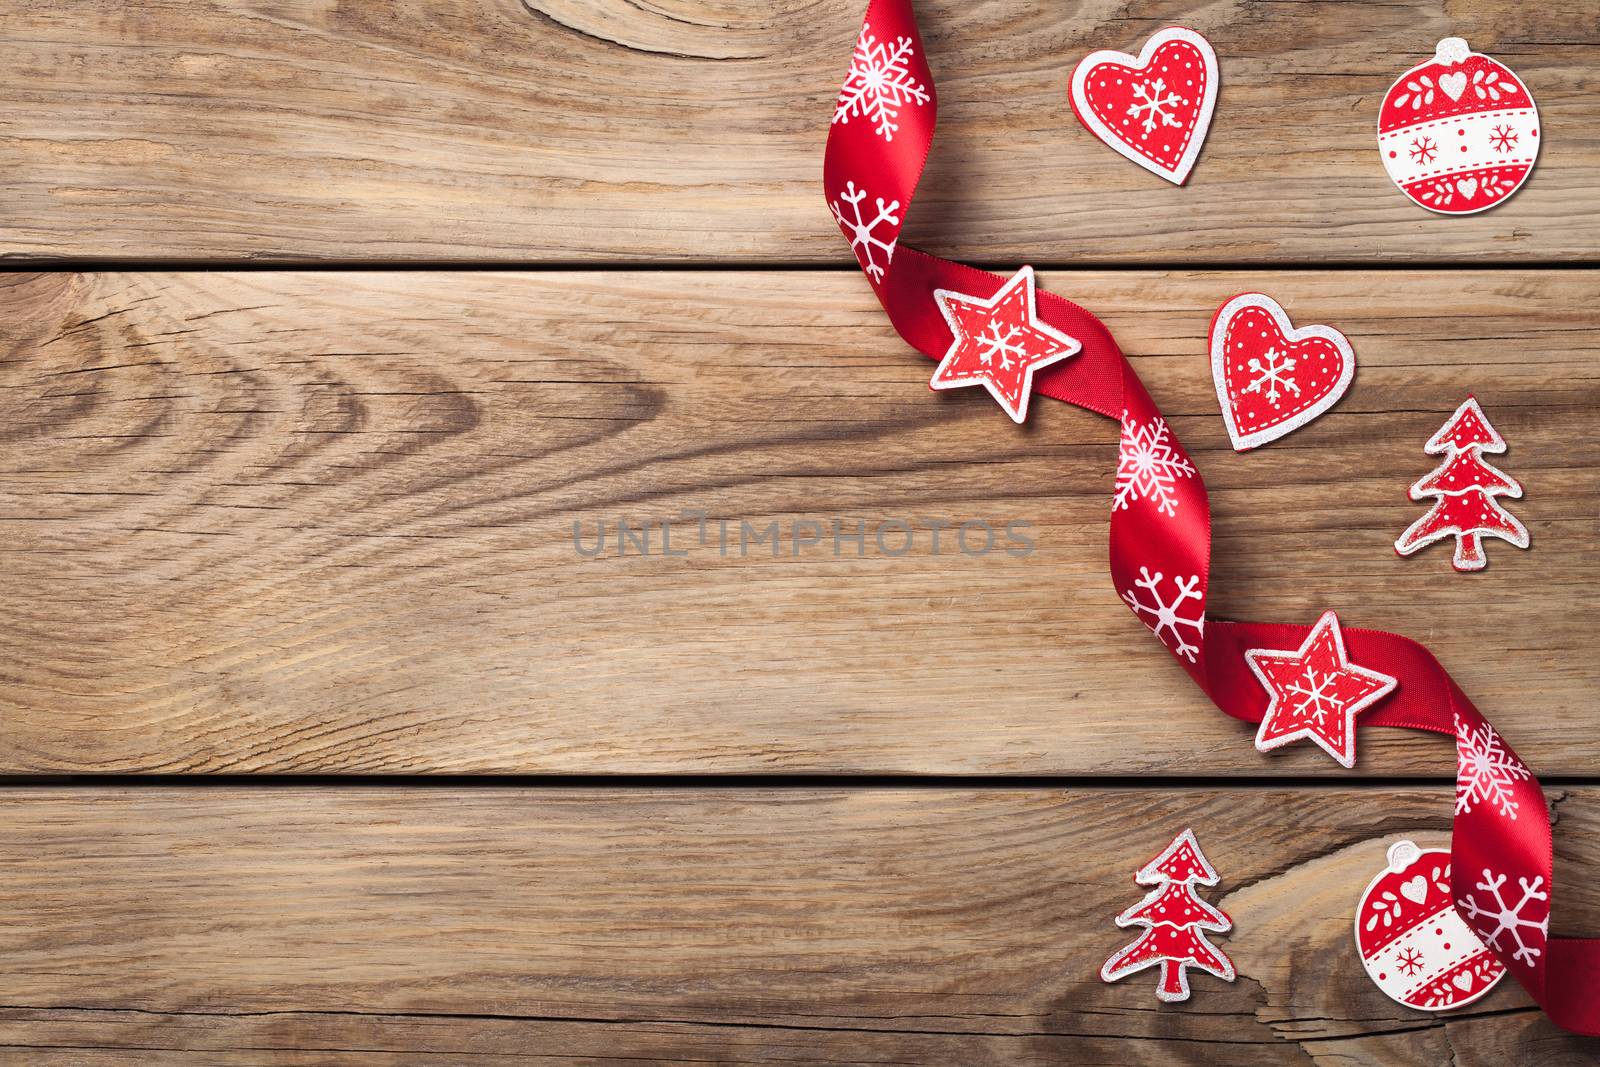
[1127,79,1184,134]
[1242,347,1299,408]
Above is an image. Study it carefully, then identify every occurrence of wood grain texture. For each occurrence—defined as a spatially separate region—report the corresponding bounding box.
[0,786,1596,1065]
[2,269,1596,775]
[6,1,1599,264]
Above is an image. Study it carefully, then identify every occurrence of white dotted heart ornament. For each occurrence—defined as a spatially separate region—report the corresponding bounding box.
[1209,293,1355,451]
[1069,27,1219,185]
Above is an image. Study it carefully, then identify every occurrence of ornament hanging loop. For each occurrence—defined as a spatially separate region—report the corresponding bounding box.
[1435,37,1472,65]
[1387,839,1422,873]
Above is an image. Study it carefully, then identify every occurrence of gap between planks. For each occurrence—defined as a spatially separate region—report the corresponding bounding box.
[4,774,1600,789]
[6,260,1600,273]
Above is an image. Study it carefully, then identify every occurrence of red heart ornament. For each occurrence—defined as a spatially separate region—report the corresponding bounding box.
[1069,27,1219,185]
[1209,293,1356,451]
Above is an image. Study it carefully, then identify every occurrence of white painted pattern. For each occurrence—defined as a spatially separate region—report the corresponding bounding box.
[1366,906,1488,1005]
[1379,107,1538,185]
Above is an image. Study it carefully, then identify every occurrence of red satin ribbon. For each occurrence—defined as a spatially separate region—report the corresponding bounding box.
[825,0,1598,1032]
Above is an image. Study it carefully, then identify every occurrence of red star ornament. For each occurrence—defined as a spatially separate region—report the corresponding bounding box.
[1244,610,1398,769]
[930,266,1081,423]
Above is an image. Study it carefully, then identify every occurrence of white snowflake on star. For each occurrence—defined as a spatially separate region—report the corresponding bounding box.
[1461,867,1549,966]
[833,24,930,142]
[1115,413,1196,518]
[1121,567,1205,663]
[1455,713,1531,821]
[1127,78,1184,134]
[829,180,900,282]
[1242,347,1300,406]
[1285,667,1346,724]
[975,321,1026,370]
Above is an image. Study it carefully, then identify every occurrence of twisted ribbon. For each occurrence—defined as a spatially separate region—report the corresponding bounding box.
[825,0,1598,1032]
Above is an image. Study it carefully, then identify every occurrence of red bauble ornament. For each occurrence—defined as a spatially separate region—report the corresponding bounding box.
[1356,840,1506,1010]
[1378,38,1539,215]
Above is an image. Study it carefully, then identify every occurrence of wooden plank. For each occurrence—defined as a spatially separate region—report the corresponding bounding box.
[1,270,1595,775]
[5,1,1598,264]
[0,786,1596,1064]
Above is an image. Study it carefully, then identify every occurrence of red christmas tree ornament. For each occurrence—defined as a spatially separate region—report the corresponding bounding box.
[1209,293,1355,451]
[1378,38,1540,214]
[1100,828,1236,1003]
[1069,27,1219,185]
[1245,610,1397,769]
[929,265,1081,423]
[1395,397,1528,571]
[1356,840,1506,1010]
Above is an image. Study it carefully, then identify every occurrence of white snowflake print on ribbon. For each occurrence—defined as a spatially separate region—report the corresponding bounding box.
[1115,412,1196,518]
[1455,713,1531,820]
[833,24,929,142]
[1461,867,1549,966]
[1242,347,1300,407]
[829,181,900,281]
[1127,79,1184,134]
[1121,567,1204,662]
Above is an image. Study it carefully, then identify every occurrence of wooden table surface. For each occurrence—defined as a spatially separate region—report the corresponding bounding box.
[3,2,1598,1064]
